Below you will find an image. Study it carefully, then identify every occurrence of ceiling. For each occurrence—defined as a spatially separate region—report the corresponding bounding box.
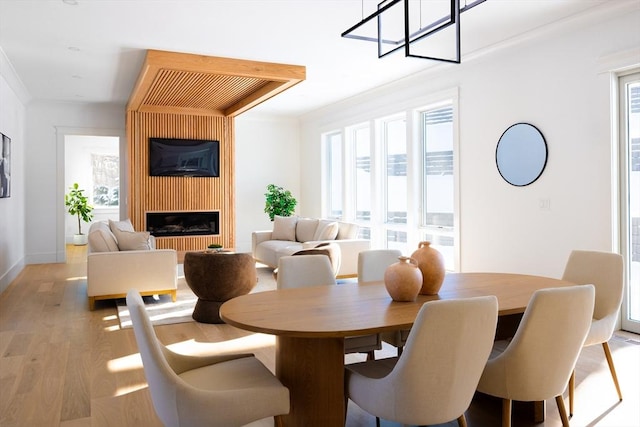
[0,0,613,116]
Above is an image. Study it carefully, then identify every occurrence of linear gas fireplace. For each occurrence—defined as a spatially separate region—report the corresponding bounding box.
[146,211,220,237]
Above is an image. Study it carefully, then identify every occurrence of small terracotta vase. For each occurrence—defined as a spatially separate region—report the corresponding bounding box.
[411,241,446,295]
[384,256,423,302]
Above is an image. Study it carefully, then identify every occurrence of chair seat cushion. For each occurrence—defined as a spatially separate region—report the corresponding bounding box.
[255,240,302,267]
[179,356,287,393]
[346,356,397,380]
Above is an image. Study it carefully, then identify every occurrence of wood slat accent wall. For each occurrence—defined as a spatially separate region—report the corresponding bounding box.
[127,111,235,252]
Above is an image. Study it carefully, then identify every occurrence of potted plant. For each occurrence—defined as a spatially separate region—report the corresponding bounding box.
[65,182,94,245]
[207,243,223,252]
[264,184,297,221]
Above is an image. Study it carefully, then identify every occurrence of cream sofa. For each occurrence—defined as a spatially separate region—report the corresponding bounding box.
[252,216,370,278]
[86,220,177,310]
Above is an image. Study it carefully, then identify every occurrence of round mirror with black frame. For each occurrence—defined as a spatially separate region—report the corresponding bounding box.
[495,123,548,186]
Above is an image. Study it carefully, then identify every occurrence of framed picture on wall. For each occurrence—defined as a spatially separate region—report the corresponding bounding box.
[1,132,10,198]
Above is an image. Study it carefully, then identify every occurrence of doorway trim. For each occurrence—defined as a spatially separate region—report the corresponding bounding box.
[55,126,126,262]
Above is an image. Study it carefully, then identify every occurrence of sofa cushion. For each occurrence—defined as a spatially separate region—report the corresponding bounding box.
[108,218,135,233]
[272,215,298,241]
[313,220,339,241]
[111,227,153,250]
[337,221,359,240]
[88,222,119,252]
[296,218,319,242]
[255,240,302,267]
[88,229,120,252]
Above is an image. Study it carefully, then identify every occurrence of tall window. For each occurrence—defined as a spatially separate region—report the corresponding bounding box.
[326,132,343,219]
[322,97,458,270]
[92,154,119,207]
[383,115,408,250]
[421,106,455,269]
[620,72,640,333]
[352,125,372,239]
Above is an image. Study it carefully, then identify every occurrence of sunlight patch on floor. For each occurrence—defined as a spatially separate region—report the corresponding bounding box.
[107,352,143,373]
[167,334,277,356]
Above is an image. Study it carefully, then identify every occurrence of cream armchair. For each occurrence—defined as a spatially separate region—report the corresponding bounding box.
[86,220,177,310]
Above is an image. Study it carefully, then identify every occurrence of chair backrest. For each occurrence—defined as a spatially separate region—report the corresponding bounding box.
[381,296,498,425]
[293,242,342,276]
[276,254,337,289]
[484,285,595,402]
[562,250,623,321]
[358,249,403,282]
[126,289,180,426]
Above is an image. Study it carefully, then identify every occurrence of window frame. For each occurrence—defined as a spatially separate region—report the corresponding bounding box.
[321,90,460,271]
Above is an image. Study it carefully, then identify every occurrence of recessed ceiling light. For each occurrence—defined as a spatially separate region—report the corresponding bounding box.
[62,0,78,5]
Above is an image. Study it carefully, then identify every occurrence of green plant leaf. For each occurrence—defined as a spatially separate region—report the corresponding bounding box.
[65,182,94,234]
[264,184,297,221]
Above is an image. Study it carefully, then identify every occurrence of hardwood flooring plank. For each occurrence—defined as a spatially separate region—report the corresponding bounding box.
[2,332,31,357]
[60,417,92,427]
[0,355,23,416]
[90,314,120,400]
[61,343,91,421]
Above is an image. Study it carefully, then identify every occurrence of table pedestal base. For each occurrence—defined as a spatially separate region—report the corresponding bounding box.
[276,336,345,427]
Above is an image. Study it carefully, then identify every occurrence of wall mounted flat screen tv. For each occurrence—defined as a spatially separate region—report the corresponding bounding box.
[149,138,220,177]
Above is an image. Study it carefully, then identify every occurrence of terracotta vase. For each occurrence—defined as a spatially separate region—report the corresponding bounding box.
[383,256,423,302]
[411,241,446,295]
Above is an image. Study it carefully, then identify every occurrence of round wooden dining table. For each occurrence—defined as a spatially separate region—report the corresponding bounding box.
[220,272,575,427]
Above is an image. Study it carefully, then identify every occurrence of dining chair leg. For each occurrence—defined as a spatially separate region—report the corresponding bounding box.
[556,395,570,427]
[275,415,284,427]
[602,342,623,401]
[457,413,468,427]
[502,399,512,427]
[375,416,381,427]
[569,370,575,416]
[367,350,376,361]
[397,346,403,357]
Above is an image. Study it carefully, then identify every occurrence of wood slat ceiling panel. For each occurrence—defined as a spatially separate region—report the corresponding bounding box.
[127,50,305,117]
[142,70,271,111]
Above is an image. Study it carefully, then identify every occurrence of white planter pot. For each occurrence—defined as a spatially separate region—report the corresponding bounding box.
[73,234,88,246]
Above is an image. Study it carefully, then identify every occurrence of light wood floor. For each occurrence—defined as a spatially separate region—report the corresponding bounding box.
[0,244,638,427]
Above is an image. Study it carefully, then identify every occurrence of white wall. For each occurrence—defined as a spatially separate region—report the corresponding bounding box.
[300,4,640,277]
[235,113,301,252]
[25,102,125,263]
[0,50,27,293]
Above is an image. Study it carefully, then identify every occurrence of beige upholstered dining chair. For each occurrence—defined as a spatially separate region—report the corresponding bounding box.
[358,249,410,356]
[345,296,499,427]
[276,254,337,289]
[278,254,382,359]
[126,290,290,427]
[357,249,403,282]
[562,250,624,416]
[477,285,595,427]
[293,242,342,276]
